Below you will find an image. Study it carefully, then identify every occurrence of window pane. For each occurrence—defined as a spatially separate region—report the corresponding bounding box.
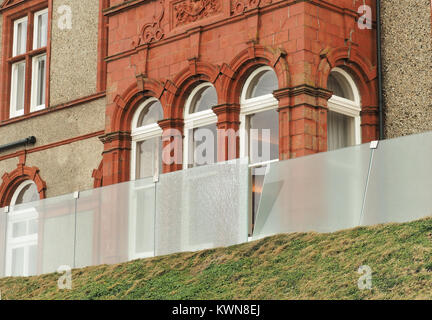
[138,101,163,127]
[14,19,27,56]
[32,54,46,107]
[136,137,162,179]
[327,111,354,151]
[12,222,27,238]
[190,86,217,113]
[15,183,39,205]
[189,124,217,168]
[11,61,26,115]
[248,109,279,164]
[28,219,39,235]
[247,70,278,99]
[11,247,24,276]
[28,245,38,276]
[35,11,48,49]
[327,72,355,101]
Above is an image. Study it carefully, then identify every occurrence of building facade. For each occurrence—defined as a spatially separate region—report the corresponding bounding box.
[0,0,430,206]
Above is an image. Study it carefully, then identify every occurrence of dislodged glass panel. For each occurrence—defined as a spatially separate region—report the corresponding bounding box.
[252,143,372,240]
[362,132,432,225]
[75,177,156,269]
[155,159,249,256]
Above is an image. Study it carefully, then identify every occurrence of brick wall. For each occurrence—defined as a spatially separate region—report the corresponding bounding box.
[101,0,379,185]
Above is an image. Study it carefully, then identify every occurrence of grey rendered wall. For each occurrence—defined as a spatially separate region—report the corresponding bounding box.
[0,98,105,198]
[50,0,100,106]
[381,0,432,138]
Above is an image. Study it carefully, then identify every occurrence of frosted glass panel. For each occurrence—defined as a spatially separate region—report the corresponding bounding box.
[5,194,76,276]
[75,177,155,268]
[252,144,372,239]
[130,181,156,259]
[155,159,249,256]
[362,132,432,225]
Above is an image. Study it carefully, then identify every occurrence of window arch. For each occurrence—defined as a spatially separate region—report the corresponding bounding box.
[239,66,279,235]
[10,180,39,206]
[327,67,361,151]
[183,82,218,168]
[130,98,163,180]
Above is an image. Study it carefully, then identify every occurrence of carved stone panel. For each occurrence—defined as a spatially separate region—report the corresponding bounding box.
[135,0,166,46]
[172,0,222,28]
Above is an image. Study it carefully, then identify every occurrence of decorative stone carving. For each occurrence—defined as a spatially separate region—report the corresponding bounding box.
[173,0,222,27]
[230,0,272,15]
[136,0,165,46]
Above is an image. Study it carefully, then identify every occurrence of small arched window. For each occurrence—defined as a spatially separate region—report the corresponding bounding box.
[240,66,279,235]
[131,98,163,180]
[10,180,39,206]
[183,83,218,168]
[327,67,361,151]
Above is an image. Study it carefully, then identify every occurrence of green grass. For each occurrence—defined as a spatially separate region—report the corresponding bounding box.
[1,217,432,300]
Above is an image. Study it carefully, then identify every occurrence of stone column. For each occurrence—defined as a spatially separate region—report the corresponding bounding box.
[212,103,240,162]
[274,85,332,159]
[100,131,132,186]
[158,118,184,173]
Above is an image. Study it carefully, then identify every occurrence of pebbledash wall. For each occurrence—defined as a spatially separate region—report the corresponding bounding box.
[0,0,430,205]
[380,0,432,138]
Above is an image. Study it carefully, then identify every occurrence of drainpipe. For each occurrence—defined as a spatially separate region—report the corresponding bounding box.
[376,0,385,140]
[0,136,37,153]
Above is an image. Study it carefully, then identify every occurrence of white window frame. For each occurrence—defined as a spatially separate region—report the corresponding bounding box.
[239,66,280,237]
[129,98,163,260]
[10,60,26,118]
[130,97,163,181]
[239,66,279,166]
[33,8,48,50]
[12,16,28,57]
[327,67,362,146]
[5,180,39,277]
[30,53,47,112]
[183,82,218,169]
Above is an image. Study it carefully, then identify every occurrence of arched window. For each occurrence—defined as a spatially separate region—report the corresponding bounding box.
[10,180,39,206]
[240,66,279,235]
[327,67,361,151]
[6,180,39,277]
[240,66,279,164]
[183,83,218,168]
[131,98,163,180]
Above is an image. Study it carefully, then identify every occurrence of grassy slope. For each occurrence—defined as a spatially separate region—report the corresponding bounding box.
[1,218,432,300]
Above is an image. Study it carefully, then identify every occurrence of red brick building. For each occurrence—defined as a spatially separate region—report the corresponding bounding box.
[98,0,379,187]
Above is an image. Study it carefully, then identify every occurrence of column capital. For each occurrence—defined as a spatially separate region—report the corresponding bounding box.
[289,84,333,100]
[158,118,184,131]
[99,131,131,145]
[212,103,240,115]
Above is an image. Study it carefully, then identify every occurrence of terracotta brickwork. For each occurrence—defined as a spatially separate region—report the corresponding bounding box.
[101,0,379,185]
